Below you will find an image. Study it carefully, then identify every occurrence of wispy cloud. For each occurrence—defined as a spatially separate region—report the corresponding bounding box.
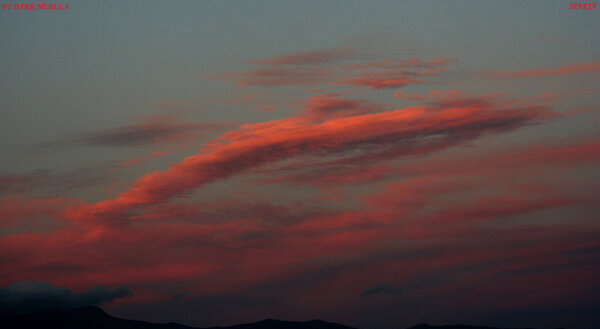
[59,116,229,147]
[339,72,422,89]
[487,60,600,79]
[344,56,457,70]
[231,66,334,87]
[216,45,454,89]
[67,91,554,221]
[248,48,352,66]
[2,44,599,328]
[0,167,110,196]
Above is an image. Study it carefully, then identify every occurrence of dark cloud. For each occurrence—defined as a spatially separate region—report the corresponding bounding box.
[0,172,45,195]
[0,167,109,196]
[42,116,228,149]
[360,285,402,297]
[73,119,224,147]
[0,281,132,315]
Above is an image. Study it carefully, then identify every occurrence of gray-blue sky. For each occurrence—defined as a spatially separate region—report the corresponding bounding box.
[1,1,599,329]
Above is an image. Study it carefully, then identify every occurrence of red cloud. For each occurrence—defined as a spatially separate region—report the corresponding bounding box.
[337,56,455,89]
[303,94,381,119]
[339,60,450,90]
[339,72,421,89]
[0,196,68,229]
[66,93,554,221]
[217,50,455,89]
[1,135,598,314]
[2,45,600,328]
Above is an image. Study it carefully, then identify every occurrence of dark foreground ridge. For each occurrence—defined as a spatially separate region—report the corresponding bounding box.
[0,306,195,329]
[407,324,539,329]
[0,306,557,329]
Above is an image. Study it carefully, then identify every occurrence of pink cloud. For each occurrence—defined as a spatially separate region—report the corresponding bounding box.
[339,72,421,89]
[2,47,598,326]
[336,56,455,89]
[218,49,455,89]
[0,196,68,229]
[303,94,381,119]
[63,92,555,222]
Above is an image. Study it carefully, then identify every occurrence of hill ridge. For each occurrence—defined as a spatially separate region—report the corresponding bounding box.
[0,306,550,329]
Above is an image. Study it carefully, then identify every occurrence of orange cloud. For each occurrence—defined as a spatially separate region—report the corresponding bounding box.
[66,92,554,221]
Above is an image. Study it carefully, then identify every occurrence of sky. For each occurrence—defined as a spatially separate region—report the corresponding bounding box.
[0,1,599,328]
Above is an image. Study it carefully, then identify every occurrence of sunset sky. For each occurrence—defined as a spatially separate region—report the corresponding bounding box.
[1,1,599,329]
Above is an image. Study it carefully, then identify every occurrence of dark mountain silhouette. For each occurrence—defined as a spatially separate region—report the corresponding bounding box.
[0,306,195,329]
[0,306,557,329]
[407,324,562,329]
[0,306,357,329]
[218,319,358,329]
